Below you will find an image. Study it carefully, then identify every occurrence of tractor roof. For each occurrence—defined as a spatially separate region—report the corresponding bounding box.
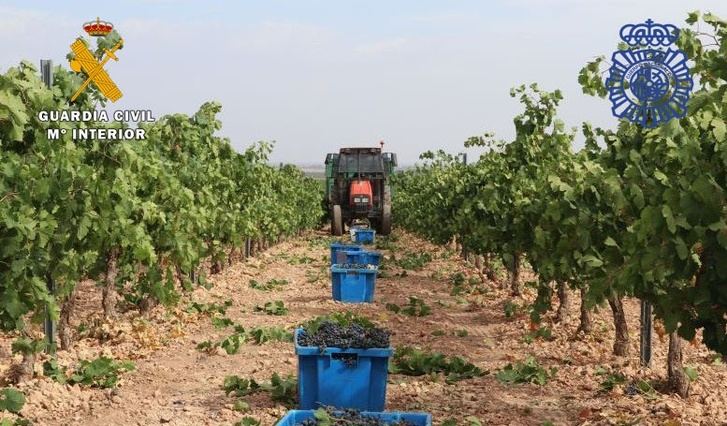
[338,147,382,155]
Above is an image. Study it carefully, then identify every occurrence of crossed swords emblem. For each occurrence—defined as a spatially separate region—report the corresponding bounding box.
[69,38,124,102]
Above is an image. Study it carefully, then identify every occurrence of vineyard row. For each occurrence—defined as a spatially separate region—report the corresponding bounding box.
[391,12,727,398]
[0,60,324,377]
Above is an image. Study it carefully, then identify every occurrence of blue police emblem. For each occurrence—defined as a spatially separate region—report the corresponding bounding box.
[606,19,694,128]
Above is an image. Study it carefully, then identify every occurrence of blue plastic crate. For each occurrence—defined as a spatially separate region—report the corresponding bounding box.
[331,264,378,303]
[342,250,382,267]
[330,242,363,266]
[295,329,393,411]
[351,228,376,244]
[277,410,432,426]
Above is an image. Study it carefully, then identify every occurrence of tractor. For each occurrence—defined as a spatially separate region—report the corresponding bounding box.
[324,146,397,236]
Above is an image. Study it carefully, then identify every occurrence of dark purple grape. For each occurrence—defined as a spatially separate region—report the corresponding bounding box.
[298,321,390,350]
[333,263,377,270]
[295,407,415,425]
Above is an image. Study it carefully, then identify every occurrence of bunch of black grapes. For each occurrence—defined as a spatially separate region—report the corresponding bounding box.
[297,408,415,426]
[334,263,376,269]
[298,321,390,351]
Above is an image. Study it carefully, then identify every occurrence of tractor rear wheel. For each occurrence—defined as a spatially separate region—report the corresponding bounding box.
[332,205,343,236]
[380,203,392,236]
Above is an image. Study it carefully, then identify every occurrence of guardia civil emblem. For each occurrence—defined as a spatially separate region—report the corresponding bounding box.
[606,19,693,128]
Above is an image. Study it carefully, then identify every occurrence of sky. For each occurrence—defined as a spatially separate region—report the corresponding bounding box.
[0,0,725,165]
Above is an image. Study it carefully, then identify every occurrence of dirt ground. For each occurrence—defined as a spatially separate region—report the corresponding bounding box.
[2,229,727,426]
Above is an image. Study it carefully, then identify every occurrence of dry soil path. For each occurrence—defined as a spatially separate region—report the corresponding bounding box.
[7,230,727,425]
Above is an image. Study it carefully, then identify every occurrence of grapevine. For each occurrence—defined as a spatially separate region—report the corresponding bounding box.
[392,11,727,398]
[0,29,324,357]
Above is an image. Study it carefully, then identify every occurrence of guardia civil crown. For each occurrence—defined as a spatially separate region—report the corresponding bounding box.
[83,17,114,37]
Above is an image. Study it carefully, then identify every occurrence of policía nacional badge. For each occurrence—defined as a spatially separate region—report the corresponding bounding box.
[606,19,694,128]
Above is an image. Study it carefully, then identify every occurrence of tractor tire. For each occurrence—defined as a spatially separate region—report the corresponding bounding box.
[332,205,343,236]
[380,203,392,236]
